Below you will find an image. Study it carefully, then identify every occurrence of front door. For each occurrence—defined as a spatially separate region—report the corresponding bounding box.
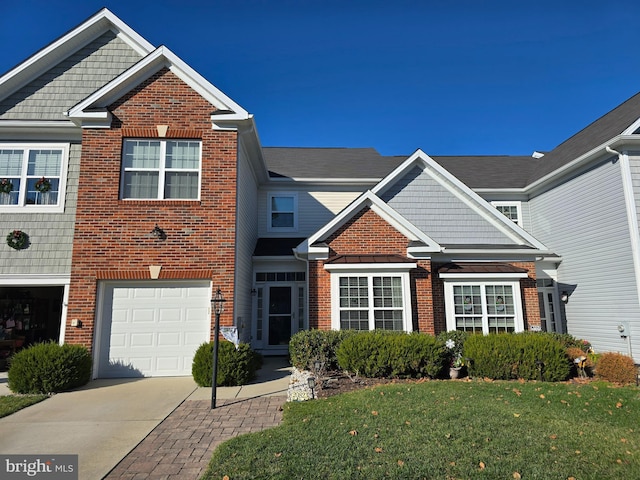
[538,279,561,333]
[254,282,305,352]
[268,286,293,346]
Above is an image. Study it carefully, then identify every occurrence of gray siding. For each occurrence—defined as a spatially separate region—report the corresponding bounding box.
[382,167,519,245]
[234,141,259,343]
[0,142,79,274]
[0,31,142,120]
[629,152,640,236]
[529,157,640,360]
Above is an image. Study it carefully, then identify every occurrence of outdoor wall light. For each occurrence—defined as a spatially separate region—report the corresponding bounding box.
[151,224,166,240]
[560,291,569,304]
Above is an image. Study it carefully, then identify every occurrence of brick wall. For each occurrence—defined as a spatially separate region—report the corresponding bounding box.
[308,207,436,332]
[65,68,237,350]
[430,261,539,335]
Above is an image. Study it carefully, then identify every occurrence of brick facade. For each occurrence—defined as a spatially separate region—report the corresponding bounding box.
[307,207,540,336]
[308,207,435,332]
[65,68,237,350]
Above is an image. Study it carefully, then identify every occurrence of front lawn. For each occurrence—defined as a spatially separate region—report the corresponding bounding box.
[203,380,639,479]
[0,394,48,418]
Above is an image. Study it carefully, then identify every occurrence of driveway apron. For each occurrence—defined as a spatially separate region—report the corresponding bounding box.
[0,377,198,480]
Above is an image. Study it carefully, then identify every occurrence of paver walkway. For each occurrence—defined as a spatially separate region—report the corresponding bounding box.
[104,396,285,479]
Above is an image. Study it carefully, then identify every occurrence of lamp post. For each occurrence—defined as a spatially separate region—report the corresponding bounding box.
[211,288,226,409]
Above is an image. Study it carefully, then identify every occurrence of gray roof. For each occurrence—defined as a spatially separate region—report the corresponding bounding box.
[431,156,535,189]
[262,147,404,179]
[262,91,640,189]
[526,91,640,182]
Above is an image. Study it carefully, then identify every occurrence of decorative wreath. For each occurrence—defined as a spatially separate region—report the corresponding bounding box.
[0,178,13,194]
[6,230,28,250]
[35,177,51,193]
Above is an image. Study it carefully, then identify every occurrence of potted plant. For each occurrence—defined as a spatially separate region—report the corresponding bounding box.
[439,330,469,379]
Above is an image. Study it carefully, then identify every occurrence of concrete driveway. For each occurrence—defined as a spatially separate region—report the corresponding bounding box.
[0,376,198,479]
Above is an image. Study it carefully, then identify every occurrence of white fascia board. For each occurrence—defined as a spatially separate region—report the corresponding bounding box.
[439,272,528,279]
[269,177,382,184]
[622,117,640,135]
[440,247,553,256]
[305,190,441,252]
[0,274,71,286]
[374,149,548,250]
[67,46,250,127]
[324,262,417,272]
[0,9,154,102]
[252,255,297,262]
[0,120,81,139]
[526,135,640,194]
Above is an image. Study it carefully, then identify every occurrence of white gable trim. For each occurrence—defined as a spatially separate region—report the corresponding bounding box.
[66,46,250,128]
[0,8,154,103]
[295,190,441,256]
[372,149,549,251]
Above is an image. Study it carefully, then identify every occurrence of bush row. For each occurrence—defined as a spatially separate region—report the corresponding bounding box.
[288,330,631,383]
[192,341,262,387]
[464,332,570,381]
[336,331,448,379]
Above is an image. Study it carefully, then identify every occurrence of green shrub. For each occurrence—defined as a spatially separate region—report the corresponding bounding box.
[8,341,92,394]
[289,329,358,373]
[464,332,570,382]
[336,331,447,379]
[388,333,448,378]
[192,341,262,387]
[595,352,637,385]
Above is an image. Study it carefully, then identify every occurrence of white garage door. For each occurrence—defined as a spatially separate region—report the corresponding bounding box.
[97,281,211,378]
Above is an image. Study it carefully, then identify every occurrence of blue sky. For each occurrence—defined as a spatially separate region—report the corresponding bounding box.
[2,0,640,156]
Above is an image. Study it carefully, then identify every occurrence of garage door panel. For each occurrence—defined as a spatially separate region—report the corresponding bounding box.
[99,281,211,378]
[157,332,181,347]
[130,332,155,347]
[158,308,183,323]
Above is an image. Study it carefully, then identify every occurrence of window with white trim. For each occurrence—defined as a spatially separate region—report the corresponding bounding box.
[0,144,68,211]
[491,201,522,226]
[444,281,524,334]
[332,273,412,331]
[267,192,298,231]
[121,139,201,200]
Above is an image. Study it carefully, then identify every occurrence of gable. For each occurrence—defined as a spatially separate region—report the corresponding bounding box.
[326,207,411,256]
[0,31,143,121]
[380,165,522,246]
[373,150,548,251]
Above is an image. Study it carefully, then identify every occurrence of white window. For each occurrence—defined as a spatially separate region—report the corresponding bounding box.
[121,139,201,200]
[329,271,413,332]
[0,144,68,212]
[444,281,524,334]
[267,192,298,231]
[491,201,522,226]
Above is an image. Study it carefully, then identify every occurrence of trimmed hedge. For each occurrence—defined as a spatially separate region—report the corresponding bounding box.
[289,329,358,373]
[192,341,262,387]
[336,331,447,379]
[464,332,570,381]
[8,341,92,394]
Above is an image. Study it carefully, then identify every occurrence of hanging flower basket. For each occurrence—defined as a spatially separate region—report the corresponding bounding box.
[35,177,52,193]
[6,230,28,250]
[0,178,13,194]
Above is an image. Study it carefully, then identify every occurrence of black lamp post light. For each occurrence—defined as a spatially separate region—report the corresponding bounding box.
[211,288,226,409]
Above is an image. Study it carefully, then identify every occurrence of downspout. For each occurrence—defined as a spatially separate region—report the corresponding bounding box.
[607,145,638,359]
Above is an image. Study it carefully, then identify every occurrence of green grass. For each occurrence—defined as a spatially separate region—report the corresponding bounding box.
[0,394,48,418]
[202,380,640,479]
